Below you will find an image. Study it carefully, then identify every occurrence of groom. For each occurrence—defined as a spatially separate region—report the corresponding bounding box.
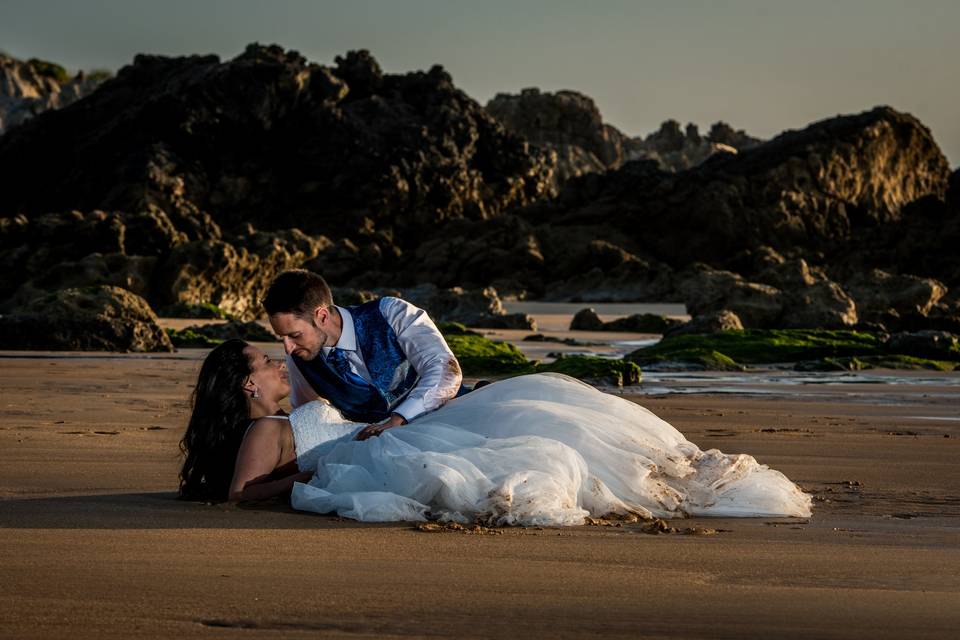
[264,269,463,440]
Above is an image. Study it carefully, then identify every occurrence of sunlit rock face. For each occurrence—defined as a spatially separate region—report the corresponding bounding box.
[519,106,952,269]
[0,53,108,134]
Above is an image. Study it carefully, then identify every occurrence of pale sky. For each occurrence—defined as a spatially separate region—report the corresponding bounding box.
[1,0,957,166]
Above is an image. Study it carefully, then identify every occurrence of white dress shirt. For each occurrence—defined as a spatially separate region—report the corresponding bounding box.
[287,297,463,422]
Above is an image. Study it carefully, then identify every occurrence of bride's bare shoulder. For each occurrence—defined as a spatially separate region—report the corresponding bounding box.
[246,416,292,439]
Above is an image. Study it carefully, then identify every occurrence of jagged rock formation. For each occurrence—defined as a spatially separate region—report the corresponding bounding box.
[0,45,553,242]
[633,119,761,171]
[0,208,327,320]
[516,107,953,280]
[0,53,108,134]
[486,89,628,185]
[485,87,762,185]
[0,45,555,322]
[0,42,956,338]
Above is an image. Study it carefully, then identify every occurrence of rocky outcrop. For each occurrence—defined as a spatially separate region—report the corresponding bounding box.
[330,283,535,329]
[678,263,859,329]
[0,285,173,351]
[0,45,553,244]
[886,330,959,360]
[0,208,326,320]
[486,88,763,184]
[540,239,676,302]
[0,53,109,134]
[844,269,947,330]
[678,266,784,328]
[629,119,761,172]
[520,107,952,274]
[486,89,628,186]
[0,43,955,336]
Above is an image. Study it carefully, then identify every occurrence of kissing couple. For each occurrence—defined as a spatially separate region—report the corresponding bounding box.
[179,269,811,525]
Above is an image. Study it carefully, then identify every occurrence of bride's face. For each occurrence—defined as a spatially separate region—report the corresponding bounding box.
[242,345,290,402]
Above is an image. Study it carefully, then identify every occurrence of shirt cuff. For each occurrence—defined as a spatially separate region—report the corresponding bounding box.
[393,396,426,423]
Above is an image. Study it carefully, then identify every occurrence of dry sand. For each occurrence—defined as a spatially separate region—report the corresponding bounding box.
[2,343,959,638]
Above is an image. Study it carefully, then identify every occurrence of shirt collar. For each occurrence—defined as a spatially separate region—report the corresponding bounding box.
[323,305,357,356]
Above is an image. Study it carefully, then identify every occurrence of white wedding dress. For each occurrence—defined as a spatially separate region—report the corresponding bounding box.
[288,373,811,525]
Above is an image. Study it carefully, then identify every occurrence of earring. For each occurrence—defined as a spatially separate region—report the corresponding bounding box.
[252,388,260,399]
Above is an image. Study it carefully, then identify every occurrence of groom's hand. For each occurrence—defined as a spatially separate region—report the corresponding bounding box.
[355,413,407,441]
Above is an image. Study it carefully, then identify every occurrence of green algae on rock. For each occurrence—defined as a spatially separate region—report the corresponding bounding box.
[535,355,642,387]
[165,327,222,348]
[439,323,642,384]
[439,324,530,375]
[626,328,960,370]
[795,355,958,372]
[626,329,884,369]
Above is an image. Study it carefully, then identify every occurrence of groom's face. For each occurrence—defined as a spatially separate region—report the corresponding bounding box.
[269,309,329,360]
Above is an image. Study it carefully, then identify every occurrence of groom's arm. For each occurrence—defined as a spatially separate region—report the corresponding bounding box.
[380,297,462,422]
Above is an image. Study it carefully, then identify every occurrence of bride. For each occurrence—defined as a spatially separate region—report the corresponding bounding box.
[179,339,811,525]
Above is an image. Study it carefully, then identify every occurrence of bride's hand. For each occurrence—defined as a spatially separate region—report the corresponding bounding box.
[355,413,407,440]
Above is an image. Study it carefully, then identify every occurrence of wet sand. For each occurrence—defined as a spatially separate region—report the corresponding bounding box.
[1,346,959,638]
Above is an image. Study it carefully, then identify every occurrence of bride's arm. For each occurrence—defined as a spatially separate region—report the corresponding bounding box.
[228,419,311,502]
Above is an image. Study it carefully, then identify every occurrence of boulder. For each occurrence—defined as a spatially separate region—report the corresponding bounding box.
[665,310,744,336]
[885,331,959,360]
[393,284,536,330]
[569,308,604,331]
[0,285,173,352]
[678,266,783,328]
[845,269,947,329]
[780,280,858,329]
[600,313,683,333]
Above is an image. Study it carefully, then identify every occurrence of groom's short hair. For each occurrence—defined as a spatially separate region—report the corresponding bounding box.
[263,270,334,318]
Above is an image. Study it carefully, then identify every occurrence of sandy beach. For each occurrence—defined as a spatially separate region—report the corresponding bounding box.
[2,335,958,639]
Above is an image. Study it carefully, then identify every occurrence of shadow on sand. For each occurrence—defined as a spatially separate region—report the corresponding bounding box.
[0,491,378,530]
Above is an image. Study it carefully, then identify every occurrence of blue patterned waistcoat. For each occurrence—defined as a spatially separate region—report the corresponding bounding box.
[292,300,420,423]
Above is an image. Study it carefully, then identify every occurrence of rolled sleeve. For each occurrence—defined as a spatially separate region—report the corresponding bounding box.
[380,297,462,422]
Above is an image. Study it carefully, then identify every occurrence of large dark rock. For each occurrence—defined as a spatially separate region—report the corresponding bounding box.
[0,285,173,351]
[844,269,947,329]
[0,45,553,245]
[519,107,952,275]
[569,308,604,331]
[677,266,784,328]
[886,330,959,360]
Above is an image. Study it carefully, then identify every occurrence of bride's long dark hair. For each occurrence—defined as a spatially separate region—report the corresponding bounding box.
[179,339,253,501]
